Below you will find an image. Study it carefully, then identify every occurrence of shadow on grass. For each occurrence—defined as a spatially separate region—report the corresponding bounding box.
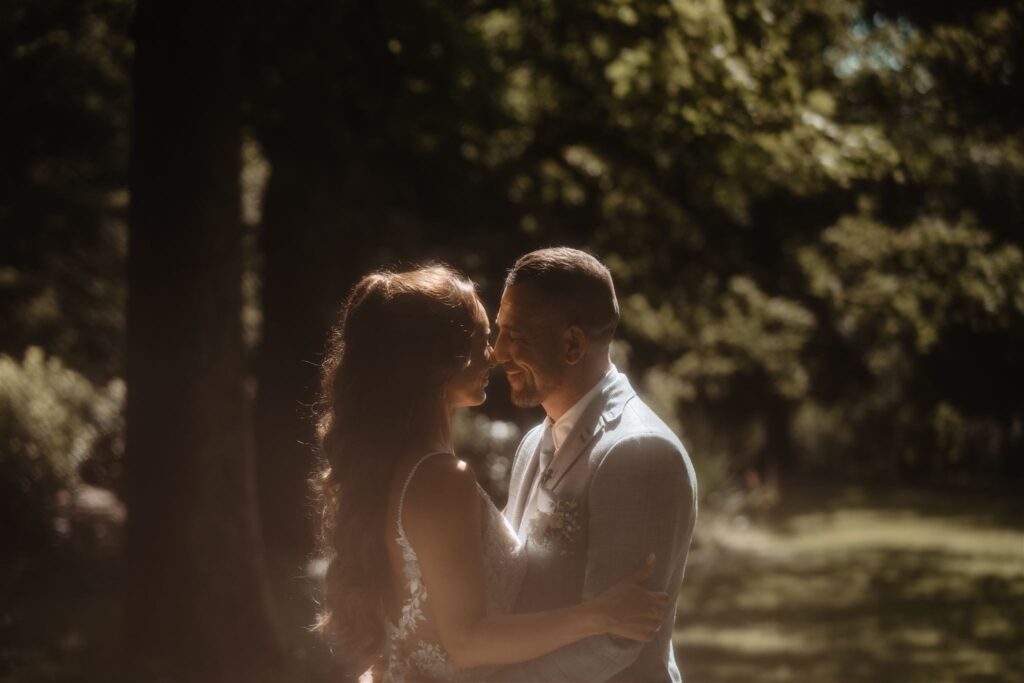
[4,484,1022,683]
[676,488,1024,683]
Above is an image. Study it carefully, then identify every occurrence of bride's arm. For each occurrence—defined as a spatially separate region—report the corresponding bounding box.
[404,457,665,671]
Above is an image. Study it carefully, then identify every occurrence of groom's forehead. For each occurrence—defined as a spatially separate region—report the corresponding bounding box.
[498,283,561,326]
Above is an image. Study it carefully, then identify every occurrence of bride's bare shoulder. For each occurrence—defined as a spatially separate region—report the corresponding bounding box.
[402,452,477,499]
[397,453,481,535]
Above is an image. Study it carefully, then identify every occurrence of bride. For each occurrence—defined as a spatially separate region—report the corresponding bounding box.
[313,265,667,682]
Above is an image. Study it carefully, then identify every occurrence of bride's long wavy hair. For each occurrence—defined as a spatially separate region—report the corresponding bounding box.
[312,264,484,665]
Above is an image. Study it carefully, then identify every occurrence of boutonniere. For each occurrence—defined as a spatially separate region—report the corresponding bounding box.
[533,497,582,554]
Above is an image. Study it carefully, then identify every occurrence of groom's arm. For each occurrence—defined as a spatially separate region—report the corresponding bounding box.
[485,433,696,682]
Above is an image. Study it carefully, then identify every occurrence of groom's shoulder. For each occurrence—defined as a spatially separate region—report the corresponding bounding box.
[614,393,686,454]
[598,394,696,494]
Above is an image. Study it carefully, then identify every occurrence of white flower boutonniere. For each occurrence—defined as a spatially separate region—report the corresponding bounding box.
[533,497,582,555]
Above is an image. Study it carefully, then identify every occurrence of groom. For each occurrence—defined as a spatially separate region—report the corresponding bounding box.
[488,247,697,682]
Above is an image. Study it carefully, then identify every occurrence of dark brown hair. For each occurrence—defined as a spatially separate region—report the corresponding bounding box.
[506,247,619,342]
[312,264,483,666]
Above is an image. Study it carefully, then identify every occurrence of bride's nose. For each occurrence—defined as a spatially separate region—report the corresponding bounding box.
[486,344,497,368]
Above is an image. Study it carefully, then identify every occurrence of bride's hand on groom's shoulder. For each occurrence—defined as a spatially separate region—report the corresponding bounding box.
[588,553,670,642]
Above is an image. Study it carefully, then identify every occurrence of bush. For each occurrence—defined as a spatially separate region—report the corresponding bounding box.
[0,347,124,551]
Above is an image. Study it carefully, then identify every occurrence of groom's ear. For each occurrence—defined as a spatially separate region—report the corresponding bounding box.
[563,325,588,365]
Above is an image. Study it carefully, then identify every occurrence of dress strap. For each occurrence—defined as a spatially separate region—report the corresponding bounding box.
[396,451,449,539]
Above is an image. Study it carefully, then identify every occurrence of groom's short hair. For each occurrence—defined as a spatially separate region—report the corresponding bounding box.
[506,247,619,343]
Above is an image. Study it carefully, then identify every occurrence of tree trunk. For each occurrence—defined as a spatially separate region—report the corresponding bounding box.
[254,154,364,561]
[125,0,281,675]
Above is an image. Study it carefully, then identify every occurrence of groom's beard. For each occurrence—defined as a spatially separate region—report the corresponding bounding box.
[508,366,564,408]
[510,383,543,408]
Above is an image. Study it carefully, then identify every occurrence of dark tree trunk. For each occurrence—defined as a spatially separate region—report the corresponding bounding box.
[254,155,365,562]
[125,0,281,675]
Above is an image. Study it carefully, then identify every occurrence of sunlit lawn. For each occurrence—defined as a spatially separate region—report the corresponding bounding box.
[4,486,1023,682]
[675,487,1024,683]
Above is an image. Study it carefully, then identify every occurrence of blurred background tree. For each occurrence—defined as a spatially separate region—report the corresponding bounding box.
[2,0,1022,679]
[123,0,281,675]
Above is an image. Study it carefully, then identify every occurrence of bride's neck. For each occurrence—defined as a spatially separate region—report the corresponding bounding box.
[409,412,454,456]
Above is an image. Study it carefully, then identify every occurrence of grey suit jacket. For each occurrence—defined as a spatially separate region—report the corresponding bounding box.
[488,371,697,682]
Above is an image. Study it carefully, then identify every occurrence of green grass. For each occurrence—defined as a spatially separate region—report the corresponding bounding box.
[674,487,1024,683]
[4,486,1023,682]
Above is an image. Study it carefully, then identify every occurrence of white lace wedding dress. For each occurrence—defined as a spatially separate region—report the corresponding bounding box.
[383,452,527,683]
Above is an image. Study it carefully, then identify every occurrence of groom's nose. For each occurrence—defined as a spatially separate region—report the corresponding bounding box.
[492,329,510,364]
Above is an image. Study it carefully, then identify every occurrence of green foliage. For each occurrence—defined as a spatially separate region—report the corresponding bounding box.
[0,0,132,381]
[0,348,124,550]
[800,214,1024,356]
[242,0,1024,490]
[794,213,1024,476]
[4,0,1023,507]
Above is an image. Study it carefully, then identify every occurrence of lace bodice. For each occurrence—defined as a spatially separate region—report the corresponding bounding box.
[383,453,527,683]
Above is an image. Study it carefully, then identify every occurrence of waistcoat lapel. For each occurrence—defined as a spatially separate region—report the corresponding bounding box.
[545,372,637,492]
[509,427,544,531]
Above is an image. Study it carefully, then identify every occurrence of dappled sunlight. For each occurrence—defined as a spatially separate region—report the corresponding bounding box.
[675,494,1024,683]
[780,509,1024,560]
[676,624,822,656]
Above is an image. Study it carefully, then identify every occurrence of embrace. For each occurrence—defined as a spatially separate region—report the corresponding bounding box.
[314,248,698,682]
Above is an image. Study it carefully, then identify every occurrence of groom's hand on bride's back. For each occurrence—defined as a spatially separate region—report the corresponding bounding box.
[588,553,670,642]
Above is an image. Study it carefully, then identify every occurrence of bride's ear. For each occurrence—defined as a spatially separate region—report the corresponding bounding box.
[563,325,588,365]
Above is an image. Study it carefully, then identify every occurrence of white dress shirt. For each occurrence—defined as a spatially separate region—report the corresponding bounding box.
[550,364,618,451]
[532,365,618,494]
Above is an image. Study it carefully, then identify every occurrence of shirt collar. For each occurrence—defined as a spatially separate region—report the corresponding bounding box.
[549,365,618,451]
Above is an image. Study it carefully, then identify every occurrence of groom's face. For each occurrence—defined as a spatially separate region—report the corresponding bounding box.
[493,283,567,408]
